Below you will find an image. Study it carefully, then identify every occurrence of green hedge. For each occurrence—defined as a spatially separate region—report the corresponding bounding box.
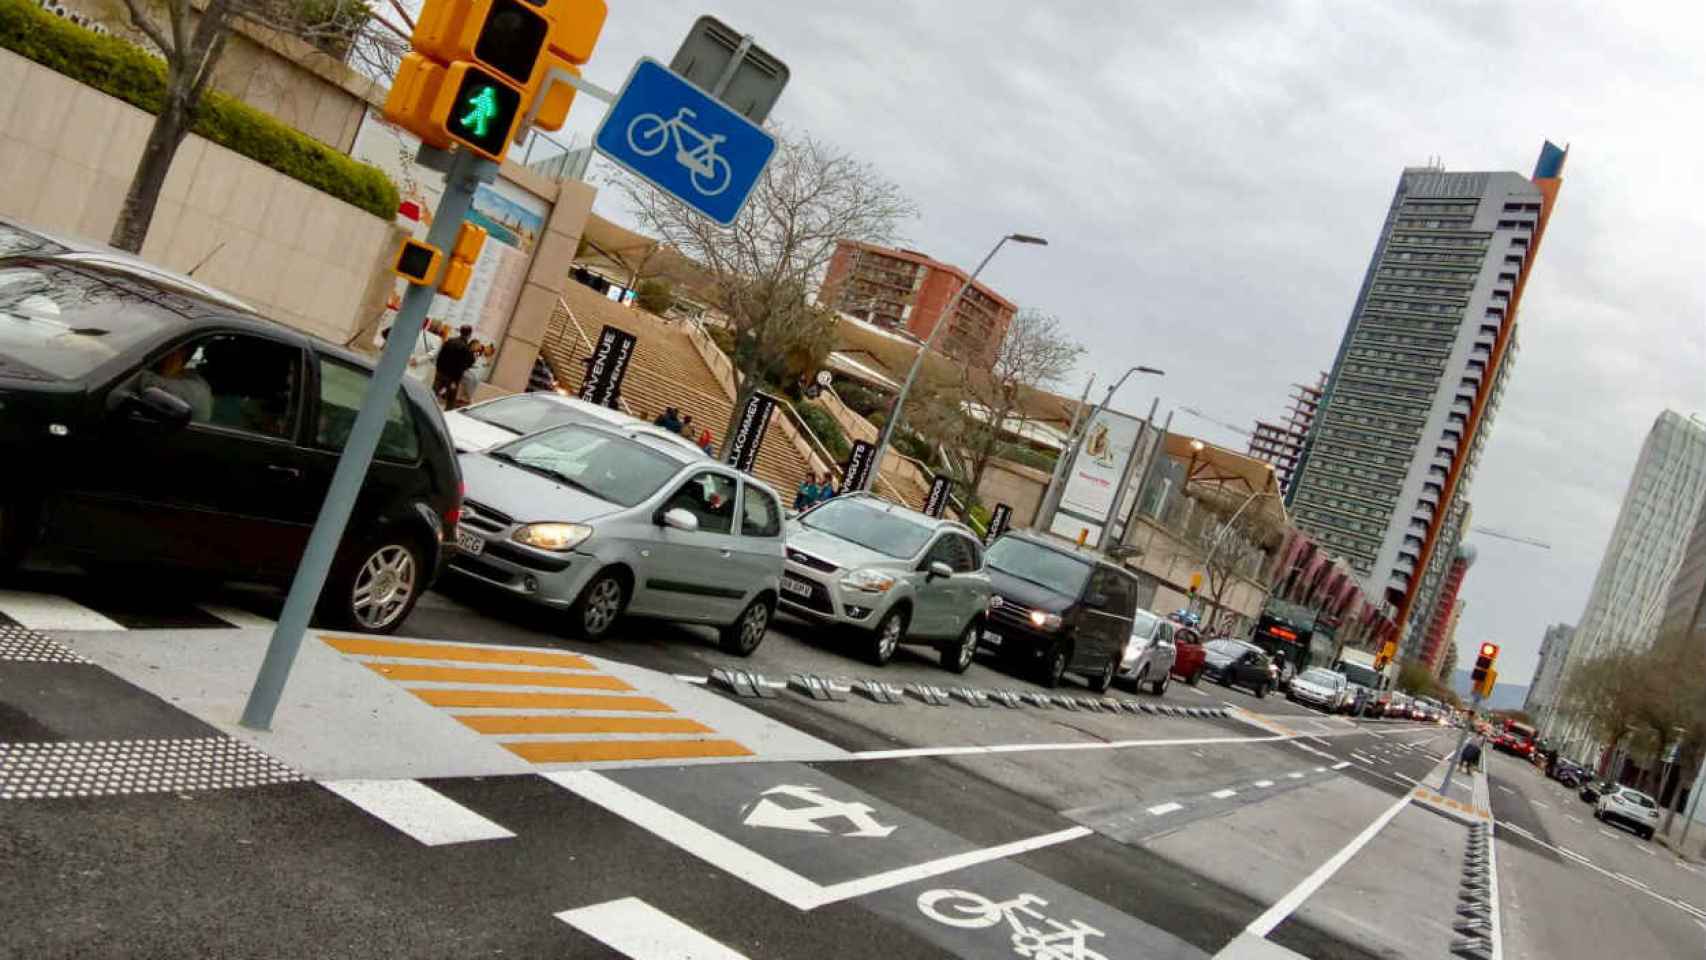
[795,401,851,461]
[0,0,398,221]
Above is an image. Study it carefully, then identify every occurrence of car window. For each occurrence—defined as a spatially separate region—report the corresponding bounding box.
[464,393,603,436]
[0,262,190,380]
[1131,609,1160,638]
[157,333,301,439]
[663,471,737,535]
[495,424,680,507]
[316,358,419,461]
[740,483,782,538]
[799,498,934,558]
[955,535,983,572]
[985,536,1093,597]
[1156,622,1174,645]
[1625,791,1656,808]
[921,535,959,570]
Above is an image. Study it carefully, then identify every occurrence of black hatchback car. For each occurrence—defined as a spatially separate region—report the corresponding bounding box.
[978,531,1141,690]
[0,220,461,633]
[1201,638,1277,697]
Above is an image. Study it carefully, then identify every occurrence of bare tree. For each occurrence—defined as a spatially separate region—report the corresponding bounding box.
[620,129,915,454]
[110,0,405,252]
[960,309,1083,497]
[1193,506,1266,623]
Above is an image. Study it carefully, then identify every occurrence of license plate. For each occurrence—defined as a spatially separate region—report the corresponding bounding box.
[456,529,485,555]
[780,575,814,599]
[981,630,1003,648]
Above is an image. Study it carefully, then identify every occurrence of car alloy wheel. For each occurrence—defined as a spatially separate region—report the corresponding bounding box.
[720,597,771,656]
[942,620,978,674]
[869,608,905,665]
[1087,654,1115,693]
[1041,642,1070,688]
[350,544,417,631]
[581,577,624,637]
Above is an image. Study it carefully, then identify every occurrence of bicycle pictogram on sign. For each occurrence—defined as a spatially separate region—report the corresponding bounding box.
[626,108,733,197]
[917,888,1109,960]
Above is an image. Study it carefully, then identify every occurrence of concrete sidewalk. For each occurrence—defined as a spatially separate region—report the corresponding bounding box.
[55,628,844,780]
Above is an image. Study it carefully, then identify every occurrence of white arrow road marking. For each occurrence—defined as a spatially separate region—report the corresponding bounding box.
[743,784,897,838]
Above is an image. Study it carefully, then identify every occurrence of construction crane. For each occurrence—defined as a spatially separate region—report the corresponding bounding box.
[1179,406,1253,440]
[1471,527,1551,550]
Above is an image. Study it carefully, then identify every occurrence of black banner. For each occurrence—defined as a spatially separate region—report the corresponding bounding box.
[924,474,952,518]
[985,502,1013,544]
[842,440,875,492]
[727,392,779,474]
[578,325,638,408]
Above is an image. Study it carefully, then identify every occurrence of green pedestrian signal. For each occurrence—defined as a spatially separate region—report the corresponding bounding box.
[434,62,522,161]
[459,85,500,137]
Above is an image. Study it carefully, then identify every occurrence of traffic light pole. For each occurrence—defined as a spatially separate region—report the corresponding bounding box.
[240,147,498,731]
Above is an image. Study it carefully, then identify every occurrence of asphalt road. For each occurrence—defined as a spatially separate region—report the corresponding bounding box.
[4,571,1698,959]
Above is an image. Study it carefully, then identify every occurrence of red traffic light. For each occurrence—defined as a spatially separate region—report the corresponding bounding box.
[1478,642,1499,659]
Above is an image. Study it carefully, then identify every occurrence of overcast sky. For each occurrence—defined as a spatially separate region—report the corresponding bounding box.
[548,1,1706,681]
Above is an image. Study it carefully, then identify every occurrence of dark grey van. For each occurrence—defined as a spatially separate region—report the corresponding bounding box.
[977,531,1142,689]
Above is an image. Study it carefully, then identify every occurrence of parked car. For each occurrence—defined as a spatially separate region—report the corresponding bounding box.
[1169,626,1207,685]
[1342,683,1374,716]
[1118,608,1177,694]
[0,223,461,633]
[1549,760,1588,788]
[443,391,701,455]
[450,421,785,652]
[779,494,991,670]
[1201,639,1277,697]
[977,531,1141,689]
[1288,667,1348,712]
[1594,785,1660,840]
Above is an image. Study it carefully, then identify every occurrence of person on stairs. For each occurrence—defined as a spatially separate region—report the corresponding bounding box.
[793,475,821,512]
[653,407,681,433]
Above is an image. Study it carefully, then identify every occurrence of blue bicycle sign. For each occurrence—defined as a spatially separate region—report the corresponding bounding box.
[595,58,776,226]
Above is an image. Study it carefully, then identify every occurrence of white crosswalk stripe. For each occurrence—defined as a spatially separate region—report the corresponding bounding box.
[0,590,125,631]
[558,897,749,959]
[321,779,515,846]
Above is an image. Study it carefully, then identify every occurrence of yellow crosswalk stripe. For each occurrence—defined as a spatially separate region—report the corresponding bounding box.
[365,662,632,690]
[322,635,595,670]
[503,739,754,763]
[456,715,714,735]
[410,689,675,712]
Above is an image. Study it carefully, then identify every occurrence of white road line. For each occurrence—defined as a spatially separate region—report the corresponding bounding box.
[844,733,1287,762]
[1639,845,1655,856]
[1566,815,1583,824]
[673,674,710,685]
[1332,761,1351,770]
[1186,685,1210,698]
[320,779,514,846]
[1253,780,1275,788]
[1498,785,1516,795]
[814,827,1093,905]
[0,591,125,631]
[1533,801,1549,809]
[1286,772,1305,780]
[199,604,275,628]
[1351,753,1375,765]
[557,897,749,959]
[1614,872,1649,891]
[1148,802,1184,815]
[1244,790,1414,938]
[1313,766,1327,773]
[1211,789,1238,800]
[1598,829,1621,840]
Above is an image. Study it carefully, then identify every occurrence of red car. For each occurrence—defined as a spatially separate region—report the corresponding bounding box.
[1169,627,1207,684]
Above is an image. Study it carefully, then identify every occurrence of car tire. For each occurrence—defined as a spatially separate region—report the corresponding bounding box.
[1255,682,1269,699]
[568,568,629,641]
[866,607,907,666]
[319,534,426,634]
[1086,654,1116,693]
[1151,670,1170,696]
[1039,640,1072,688]
[941,619,979,674]
[1187,668,1202,687]
[719,596,772,656]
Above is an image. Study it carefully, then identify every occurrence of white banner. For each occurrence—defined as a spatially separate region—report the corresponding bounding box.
[1054,408,1144,546]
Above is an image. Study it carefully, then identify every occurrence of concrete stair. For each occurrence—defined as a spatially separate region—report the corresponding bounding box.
[541,283,812,498]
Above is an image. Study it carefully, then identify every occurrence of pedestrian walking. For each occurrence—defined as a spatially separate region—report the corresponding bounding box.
[653,407,682,432]
[1459,737,1483,775]
[433,324,476,408]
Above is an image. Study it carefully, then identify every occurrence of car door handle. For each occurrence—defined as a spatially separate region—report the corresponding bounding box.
[267,464,302,480]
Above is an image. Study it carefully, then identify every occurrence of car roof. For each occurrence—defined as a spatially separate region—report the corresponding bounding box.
[1,216,258,313]
[832,492,978,536]
[524,418,783,498]
[1000,529,1125,570]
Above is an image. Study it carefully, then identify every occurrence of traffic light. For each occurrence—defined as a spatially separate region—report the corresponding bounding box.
[1470,642,1500,698]
[393,239,444,285]
[438,223,488,300]
[382,0,608,163]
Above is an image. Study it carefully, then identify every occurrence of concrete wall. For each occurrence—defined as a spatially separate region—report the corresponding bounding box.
[0,49,398,344]
[488,179,595,392]
[977,458,1050,529]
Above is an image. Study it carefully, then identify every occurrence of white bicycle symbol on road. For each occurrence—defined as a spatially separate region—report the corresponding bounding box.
[917,888,1109,960]
[626,107,734,197]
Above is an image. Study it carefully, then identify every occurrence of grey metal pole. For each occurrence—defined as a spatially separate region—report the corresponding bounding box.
[1678,756,1705,849]
[240,147,496,731]
[865,233,1045,490]
[1100,397,1158,551]
[710,35,754,97]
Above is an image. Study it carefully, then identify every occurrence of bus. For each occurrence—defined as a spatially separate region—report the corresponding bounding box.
[1249,600,1334,688]
[1494,719,1538,759]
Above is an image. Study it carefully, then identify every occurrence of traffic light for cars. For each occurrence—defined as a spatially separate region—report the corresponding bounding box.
[1470,642,1500,698]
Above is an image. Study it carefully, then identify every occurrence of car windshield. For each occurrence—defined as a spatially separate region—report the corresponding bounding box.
[1131,609,1161,638]
[1299,668,1342,686]
[491,424,680,508]
[466,394,599,436]
[1337,663,1382,687]
[0,263,187,380]
[799,498,934,559]
[985,537,1093,597]
[0,222,68,258]
[1206,639,1254,657]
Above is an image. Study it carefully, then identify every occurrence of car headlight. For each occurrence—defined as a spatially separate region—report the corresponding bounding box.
[512,522,593,552]
[1029,610,1063,631]
[841,569,898,593]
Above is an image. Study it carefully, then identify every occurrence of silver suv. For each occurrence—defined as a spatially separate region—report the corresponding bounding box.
[450,421,785,653]
[780,494,992,671]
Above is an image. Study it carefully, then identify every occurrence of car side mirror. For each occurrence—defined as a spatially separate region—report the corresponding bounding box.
[660,508,699,532]
[1085,592,1109,609]
[120,386,193,427]
[927,560,953,580]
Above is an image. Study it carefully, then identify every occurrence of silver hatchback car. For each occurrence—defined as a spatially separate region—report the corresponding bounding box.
[779,494,992,671]
[449,421,786,653]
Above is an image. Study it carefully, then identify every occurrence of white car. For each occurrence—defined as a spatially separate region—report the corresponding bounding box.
[1118,609,1177,694]
[444,391,700,455]
[1287,667,1348,712]
[1594,785,1660,840]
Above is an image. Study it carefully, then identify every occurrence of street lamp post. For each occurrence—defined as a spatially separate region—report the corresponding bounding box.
[863,232,1048,490]
[1035,364,1165,531]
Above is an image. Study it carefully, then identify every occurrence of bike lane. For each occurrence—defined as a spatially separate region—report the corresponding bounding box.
[552,760,1206,959]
